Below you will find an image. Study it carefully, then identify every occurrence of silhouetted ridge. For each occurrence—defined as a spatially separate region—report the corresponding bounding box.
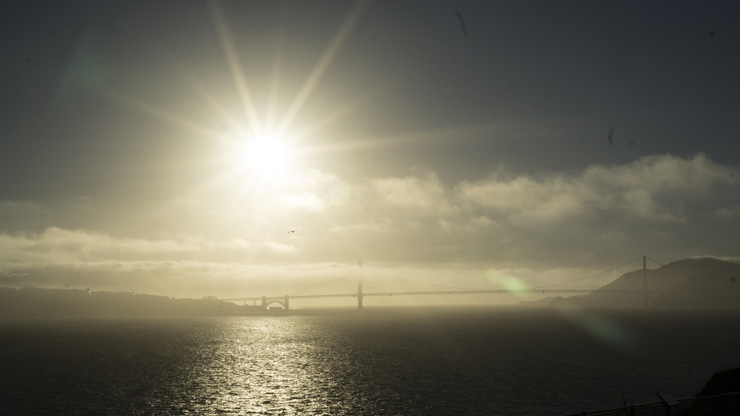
[698,366,740,396]
[0,287,261,317]
[562,257,740,308]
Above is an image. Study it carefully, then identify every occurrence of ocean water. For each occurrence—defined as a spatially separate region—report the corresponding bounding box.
[1,308,739,415]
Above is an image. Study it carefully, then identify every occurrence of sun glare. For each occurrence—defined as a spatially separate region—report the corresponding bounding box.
[242,133,292,178]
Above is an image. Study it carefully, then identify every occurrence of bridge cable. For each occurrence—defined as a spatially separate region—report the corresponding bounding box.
[528,257,644,290]
[645,256,665,268]
[397,275,488,292]
[398,257,643,292]
[290,277,346,296]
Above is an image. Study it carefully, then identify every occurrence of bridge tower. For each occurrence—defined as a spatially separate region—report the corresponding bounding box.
[643,255,648,308]
[261,296,267,310]
[284,295,290,311]
[358,278,363,310]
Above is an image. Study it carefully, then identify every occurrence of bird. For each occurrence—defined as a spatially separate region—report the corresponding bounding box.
[455,11,469,37]
[287,230,296,235]
[607,127,615,146]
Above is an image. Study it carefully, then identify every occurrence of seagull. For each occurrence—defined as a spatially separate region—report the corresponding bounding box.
[455,11,469,37]
[287,230,296,235]
[607,127,615,146]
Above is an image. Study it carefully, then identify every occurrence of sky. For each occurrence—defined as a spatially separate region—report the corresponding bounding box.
[2,0,740,303]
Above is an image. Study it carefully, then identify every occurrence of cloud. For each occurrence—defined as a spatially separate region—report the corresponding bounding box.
[306,154,740,268]
[0,200,44,213]
[459,174,586,224]
[0,227,258,263]
[329,219,391,233]
[352,154,740,267]
[0,258,561,302]
[688,256,740,264]
[371,171,455,217]
[0,260,311,298]
[267,169,353,212]
[459,153,739,225]
[262,241,298,253]
[1,154,739,298]
[0,200,48,231]
[713,206,740,221]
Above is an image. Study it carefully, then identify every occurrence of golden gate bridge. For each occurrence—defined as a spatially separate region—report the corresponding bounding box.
[222,256,665,310]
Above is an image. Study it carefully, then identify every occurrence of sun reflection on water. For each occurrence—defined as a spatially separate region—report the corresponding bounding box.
[184,317,344,415]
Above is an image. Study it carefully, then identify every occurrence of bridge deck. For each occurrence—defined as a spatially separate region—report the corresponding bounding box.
[223,289,659,303]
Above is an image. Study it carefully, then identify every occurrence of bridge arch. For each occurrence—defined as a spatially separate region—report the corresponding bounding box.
[261,295,290,311]
[265,300,287,310]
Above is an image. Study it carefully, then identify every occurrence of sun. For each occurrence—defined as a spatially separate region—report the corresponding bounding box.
[220,126,303,187]
[240,132,293,179]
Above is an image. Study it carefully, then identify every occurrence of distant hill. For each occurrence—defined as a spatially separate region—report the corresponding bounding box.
[518,296,557,307]
[0,287,261,318]
[698,366,740,396]
[560,257,740,308]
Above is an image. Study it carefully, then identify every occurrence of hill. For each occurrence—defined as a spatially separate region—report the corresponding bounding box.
[0,287,261,318]
[562,257,740,308]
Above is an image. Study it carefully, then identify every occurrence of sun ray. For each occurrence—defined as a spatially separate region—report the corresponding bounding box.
[207,0,262,134]
[289,86,383,145]
[169,63,243,133]
[96,88,223,142]
[276,0,370,137]
[302,123,502,157]
[266,18,287,132]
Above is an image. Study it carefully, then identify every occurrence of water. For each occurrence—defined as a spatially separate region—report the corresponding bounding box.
[1,308,739,415]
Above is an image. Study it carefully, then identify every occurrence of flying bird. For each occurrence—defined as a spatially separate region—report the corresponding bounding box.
[607,127,615,146]
[455,11,469,37]
[287,230,296,235]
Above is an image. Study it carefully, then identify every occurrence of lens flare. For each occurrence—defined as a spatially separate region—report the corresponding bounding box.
[486,270,528,295]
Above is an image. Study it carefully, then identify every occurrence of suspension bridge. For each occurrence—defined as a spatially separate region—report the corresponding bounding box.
[222,256,665,311]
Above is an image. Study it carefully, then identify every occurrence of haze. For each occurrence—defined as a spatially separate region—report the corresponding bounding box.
[2,1,740,303]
